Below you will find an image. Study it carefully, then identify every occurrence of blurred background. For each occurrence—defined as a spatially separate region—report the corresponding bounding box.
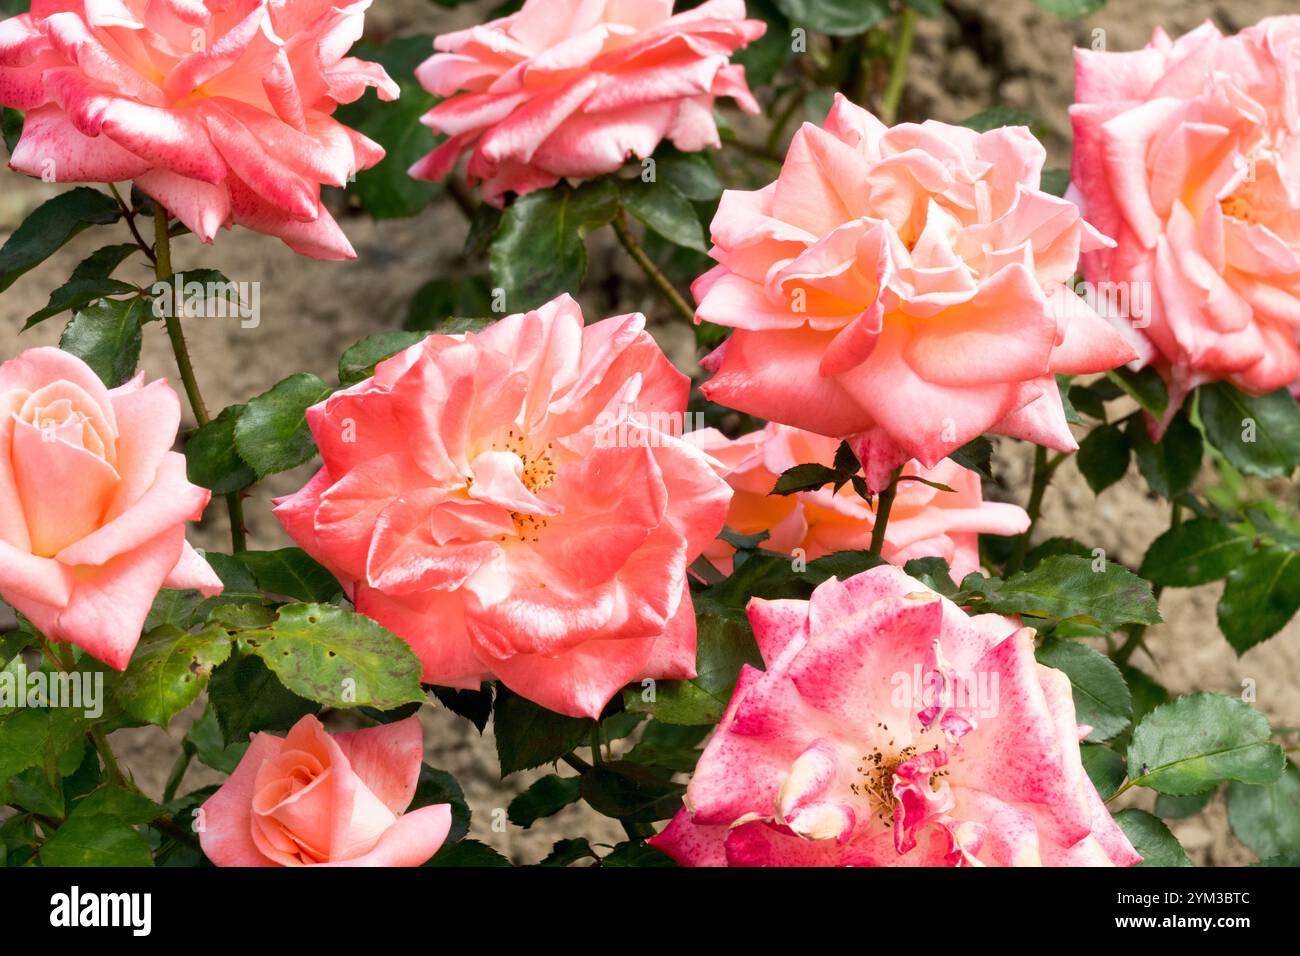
[1,0,1296,864]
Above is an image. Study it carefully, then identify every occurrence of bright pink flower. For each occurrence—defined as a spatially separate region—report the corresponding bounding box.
[1071,18,1300,425]
[694,94,1137,489]
[0,0,398,259]
[409,0,765,206]
[652,565,1141,867]
[274,294,731,719]
[200,715,452,866]
[688,423,1029,580]
[0,347,221,669]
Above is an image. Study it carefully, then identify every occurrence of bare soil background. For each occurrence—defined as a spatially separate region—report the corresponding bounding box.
[0,0,1295,865]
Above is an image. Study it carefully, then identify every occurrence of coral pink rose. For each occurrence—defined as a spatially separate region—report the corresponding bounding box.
[0,347,221,669]
[694,94,1137,490]
[0,0,398,259]
[410,0,764,206]
[688,423,1029,580]
[199,715,452,867]
[651,565,1141,867]
[1071,18,1300,425]
[274,294,732,718]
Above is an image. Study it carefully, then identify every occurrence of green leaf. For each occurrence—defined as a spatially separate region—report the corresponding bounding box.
[412,764,471,844]
[1199,383,1300,478]
[1127,693,1285,795]
[1154,789,1215,820]
[489,180,619,310]
[1033,0,1106,15]
[1035,638,1132,742]
[508,774,582,827]
[902,556,959,598]
[1,106,21,153]
[1217,546,1300,654]
[430,683,493,733]
[184,704,248,773]
[39,815,153,867]
[1106,366,1168,418]
[772,462,843,494]
[620,179,706,252]
[601,839,675,867]
[242,603,424,710]
[961,106,1039,133]
[1126,409,1202,499]
[624,721,709,774]
[958,555,1161,633]
[656,150,722,202]
[58,297,148,388]
[207,653,318,745]
[493,685,594,776]
[233,373,333,477]
[1228,761,1300,859]
[1075,422,1130,493]
[0,709,53,780]
[24,277,137,330]
[0,187,121,293]
[236,549,342,603]
[948,436,993,479]
[1040,167,1070,198]
[1112,809,1193,867]
[1023,537,1093,571]
[336,35,440,219]
[1081,745,1126,800]
[773,0,890,35]
[427,839,512,867]
[184,404,256,494]
[1140,519,1255,588]
[112,624,232,727]
[540,838,598,867]
[404,276,495,332]
[624,606,762,726]
[580,761,685,823]
[338,331,426,385]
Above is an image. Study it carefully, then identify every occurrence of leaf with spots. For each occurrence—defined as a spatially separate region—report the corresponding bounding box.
[241,603,425,710]
[111,624,232,727]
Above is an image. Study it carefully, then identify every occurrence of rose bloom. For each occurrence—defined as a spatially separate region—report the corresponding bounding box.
[0,347,221,669]
[0,0,398,259]
[409,0,765,205]
[1071,18,1300,423]
[694,94,1137,489]
[688,423,1029,580]
[200,715,451,866]
[275,294,731,719]
[652,565,1141,867]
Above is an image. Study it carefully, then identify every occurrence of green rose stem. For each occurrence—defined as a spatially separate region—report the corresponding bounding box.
[878,7,916,126]
[152,205,247,553]
[868,467,904,556]
[1113,503,1180,666]
[1004,446,1067,576]
[162,745,195,803]
[46,641,126,787]
[610,209,696,323]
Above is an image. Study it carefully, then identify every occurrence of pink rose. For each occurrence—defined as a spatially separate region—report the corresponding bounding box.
[688,423,1029,580]
[199,715,452,867]
[409,0,765,206]
[274,294,732,718]
[694,94,1137,489]
[1071,18,1300,424]
[0,0,398,259]
[0,347,221,669]
[651,565,1141,867]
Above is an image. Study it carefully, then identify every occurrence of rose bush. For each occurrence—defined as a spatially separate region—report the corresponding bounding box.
[0,0,1295,878]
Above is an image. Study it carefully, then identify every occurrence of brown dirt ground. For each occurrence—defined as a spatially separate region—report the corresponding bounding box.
[0,0,1295,865]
